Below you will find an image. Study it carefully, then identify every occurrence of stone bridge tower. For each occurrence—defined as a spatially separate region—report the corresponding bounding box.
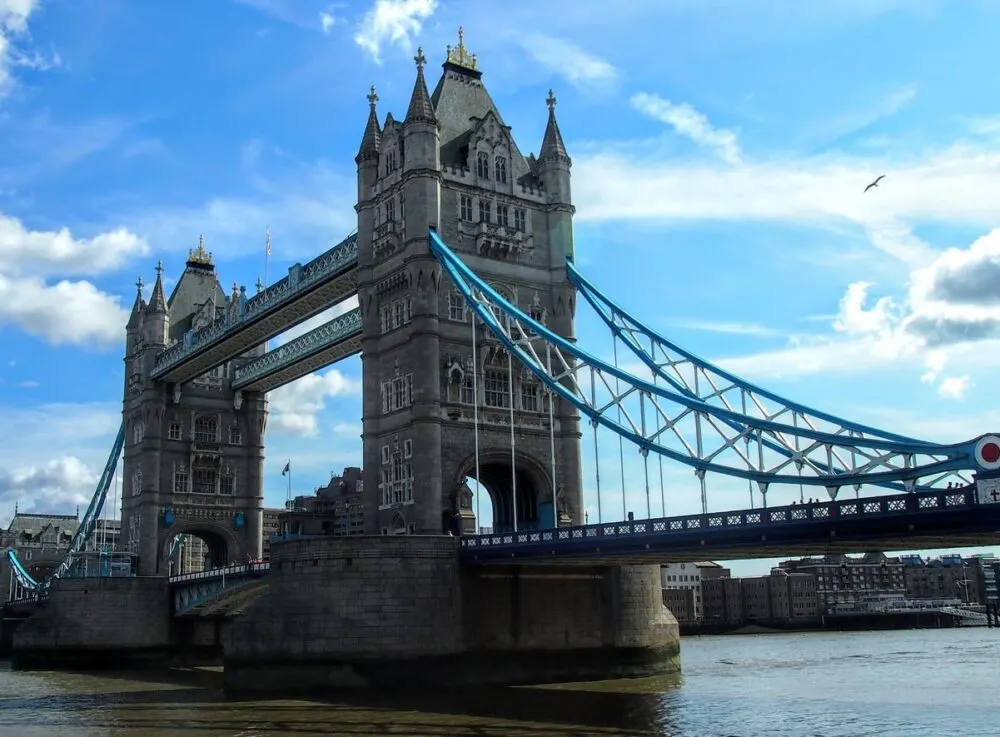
[121,241,266,576]
[355,31,583,536]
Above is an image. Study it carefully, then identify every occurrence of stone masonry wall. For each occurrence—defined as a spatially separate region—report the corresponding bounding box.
[223,535,463,690]
[12,577,170,668]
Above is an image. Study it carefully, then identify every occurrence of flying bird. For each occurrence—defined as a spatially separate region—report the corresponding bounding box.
[864,174,885,193]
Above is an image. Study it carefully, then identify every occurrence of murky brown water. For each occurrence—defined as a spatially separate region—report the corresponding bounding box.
[1,629,998,736]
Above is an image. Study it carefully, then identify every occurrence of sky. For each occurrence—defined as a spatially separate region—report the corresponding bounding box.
[3,0,1000,576]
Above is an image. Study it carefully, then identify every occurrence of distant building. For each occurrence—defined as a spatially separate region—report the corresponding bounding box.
[261,507,282,560]
[280,467,364,538]
[779,552,906,614]
[661,562,707,619]
[901,554,984,604]
[0,511,79,593]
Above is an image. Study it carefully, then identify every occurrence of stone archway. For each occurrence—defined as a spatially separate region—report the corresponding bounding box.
[159,522,240,575]
[454,450,553,533]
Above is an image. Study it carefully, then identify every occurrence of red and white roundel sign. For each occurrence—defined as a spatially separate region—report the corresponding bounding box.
[975,435,1000,470]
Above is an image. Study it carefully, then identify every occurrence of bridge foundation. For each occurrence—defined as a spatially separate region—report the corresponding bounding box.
[11,577,170,670]
[222,536,679,692]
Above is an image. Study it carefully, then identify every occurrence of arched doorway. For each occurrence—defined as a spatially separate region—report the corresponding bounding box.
[160,524,237,575]
[457,452,550,534]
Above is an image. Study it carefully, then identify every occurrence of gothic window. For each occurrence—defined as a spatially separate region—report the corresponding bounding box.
[229,426,242,445]
[495,155,507,183]
[478,199,491,224]
[167,422,182,441]
[193,415,217,443]
[378,440,414,509]
[476,151,489,179]
[385,148,398,175]
[459,373,475,404]
[460,195,473,221]
[448,291,466,322]
[484,369,511,408]
[220,467,235,495]
[520,381,539,412]
[173,465,189,494]
[513,208,527,232]
[497,204,510,228]
[403,439,413,458]
[132,421,145,445]
[193,467,217,495]
[132,470,143,497]
[379,297,412,334]
[386,198,396,222]
[380,373,414,413]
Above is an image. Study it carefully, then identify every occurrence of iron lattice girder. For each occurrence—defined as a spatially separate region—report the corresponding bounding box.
[232,307,363,393]
[429,229,979,490]
[151,234,359,385]
[5,423,125,592]
[566,262,977,491]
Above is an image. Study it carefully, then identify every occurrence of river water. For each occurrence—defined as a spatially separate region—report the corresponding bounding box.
[0,628,997,736]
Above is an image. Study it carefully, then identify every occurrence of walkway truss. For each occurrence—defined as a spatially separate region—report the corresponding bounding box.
[5,425,126,598]
[7,229,997,597]
[428,229,996,509]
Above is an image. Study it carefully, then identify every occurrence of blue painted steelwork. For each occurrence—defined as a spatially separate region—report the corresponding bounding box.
[5,424,126,594]
[151,232,358,381]
[429,229,989,492]
[231,307,362,391]
[169,562,269,616]
[566,262,961,493]
[458,486,998,563]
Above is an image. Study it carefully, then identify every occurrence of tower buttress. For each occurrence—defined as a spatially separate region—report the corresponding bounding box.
[536,89,575,269]
[143,260,170,347]
[356,85,381,205]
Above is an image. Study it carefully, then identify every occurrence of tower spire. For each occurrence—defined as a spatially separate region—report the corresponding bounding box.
[539,89,570,164]
[405,47,437,125]
[148,260,167,313]
[356,85,382,163]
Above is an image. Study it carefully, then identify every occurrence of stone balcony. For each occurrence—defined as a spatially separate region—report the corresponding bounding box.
[472,221,533,259]
[372,220,401,261]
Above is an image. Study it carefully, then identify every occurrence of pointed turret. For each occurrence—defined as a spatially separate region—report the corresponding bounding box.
[539,89,570,166]
[148,260,167,313]
[405,47,437,125]
[356,85,382,165]
[127,275,145,330]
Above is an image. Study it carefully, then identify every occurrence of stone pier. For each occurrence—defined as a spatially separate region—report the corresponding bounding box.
[11,577,170,670]
[223,535,679,692]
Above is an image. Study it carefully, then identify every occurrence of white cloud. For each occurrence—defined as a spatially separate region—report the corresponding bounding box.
[631,92,741,164]
[667,319,782,338]
[320,11,337,34]
[274,296,358,346]
[354,0,437,65]
[519,34,617,91]
[938,376,970,401]
[268,368,361,437]
[0,0,56,101]
[0,213,147,348]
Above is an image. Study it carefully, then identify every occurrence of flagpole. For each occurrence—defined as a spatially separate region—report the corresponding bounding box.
[286,459,291,508]
[264,227,271,352]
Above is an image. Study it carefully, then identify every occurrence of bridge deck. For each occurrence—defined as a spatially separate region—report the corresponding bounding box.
[459,489,1000,565]
[151,235,358,385]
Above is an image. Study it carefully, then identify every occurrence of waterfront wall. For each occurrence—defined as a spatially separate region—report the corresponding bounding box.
[11,577,170,669]
[223,535,679,691]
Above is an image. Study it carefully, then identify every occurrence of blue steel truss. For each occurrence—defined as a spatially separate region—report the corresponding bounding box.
[429,229,990,496]
[5,424,126,593]
[151,232,358,381]
[232,307,362,392]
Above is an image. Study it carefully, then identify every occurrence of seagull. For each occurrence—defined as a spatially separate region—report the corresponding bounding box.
[864,174,885,193]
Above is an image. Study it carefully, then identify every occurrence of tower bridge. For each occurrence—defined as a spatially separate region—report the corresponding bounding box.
[6,29,1000,690]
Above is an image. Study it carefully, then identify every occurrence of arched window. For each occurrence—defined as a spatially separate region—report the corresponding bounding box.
[194,415,217,443]
[390,513,407,535]
[220,466,235,495]
[476,151,490,179]
[132,470,143,497]
[494,155,507,184]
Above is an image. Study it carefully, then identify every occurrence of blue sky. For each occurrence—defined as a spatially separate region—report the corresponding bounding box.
[3,0,1000,576]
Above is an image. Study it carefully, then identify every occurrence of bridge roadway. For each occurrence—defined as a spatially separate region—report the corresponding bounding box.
[459,487,1000,565]
[150,233,359,387]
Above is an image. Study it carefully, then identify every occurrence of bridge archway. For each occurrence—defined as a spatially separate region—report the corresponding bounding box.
[455,450,552,534]
[159,522,239,576]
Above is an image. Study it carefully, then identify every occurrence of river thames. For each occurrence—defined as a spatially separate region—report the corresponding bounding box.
[0,627,997,736]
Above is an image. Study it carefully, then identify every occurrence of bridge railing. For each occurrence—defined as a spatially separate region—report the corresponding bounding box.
[168,561,269,585]
[459,489,976,551]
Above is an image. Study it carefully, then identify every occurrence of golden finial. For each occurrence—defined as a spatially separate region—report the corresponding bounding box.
[446,26,478,70]
[187,234,214,267]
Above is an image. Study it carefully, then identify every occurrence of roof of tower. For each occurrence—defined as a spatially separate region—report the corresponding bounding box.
[405,47,437,125]
[539,89,570,164]
[167,235,227,340]
[356,85,382,163]
[429,28,533,180]
[147,260,168,313]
